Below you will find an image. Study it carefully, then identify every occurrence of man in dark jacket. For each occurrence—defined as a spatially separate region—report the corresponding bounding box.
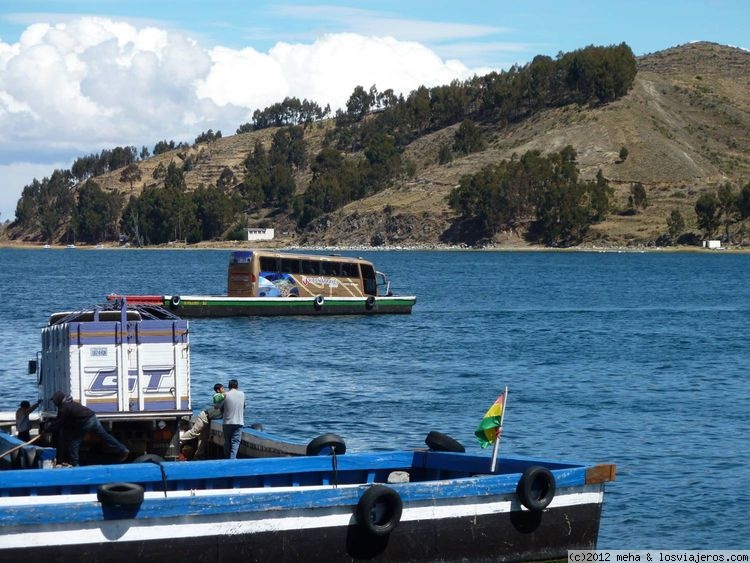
[50,391,129,466]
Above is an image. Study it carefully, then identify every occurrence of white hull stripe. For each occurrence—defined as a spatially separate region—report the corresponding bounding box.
[0,487,603,549]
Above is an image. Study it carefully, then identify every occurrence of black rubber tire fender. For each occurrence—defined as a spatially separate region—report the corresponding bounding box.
[516,466,556,511]
[356,485,403,536]
[424,430,465,453]
[365,295,376,310]
[170,295,181,308]
[306,433,346,456]
[133,453,165,464]
[97,482,145,506]
[313,295,325,310]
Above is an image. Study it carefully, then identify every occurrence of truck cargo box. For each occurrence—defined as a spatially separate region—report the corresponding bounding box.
[38,307,191,419]
[32,302,192,462]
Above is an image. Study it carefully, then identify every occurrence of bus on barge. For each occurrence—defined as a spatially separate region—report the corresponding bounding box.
[110,250,416,317]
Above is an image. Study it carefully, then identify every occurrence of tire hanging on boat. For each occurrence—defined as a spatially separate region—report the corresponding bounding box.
[97,482,145,507]
[170,295,181,308]
[365,295,376,310]
[306,433,346,456]
[424,430,465,453]
[313,295,325,310]
[516,466,556,511]
[356,485,403,536]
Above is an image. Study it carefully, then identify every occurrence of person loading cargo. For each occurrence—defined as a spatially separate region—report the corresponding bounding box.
[48,391,130,466]
[179,392,225,459]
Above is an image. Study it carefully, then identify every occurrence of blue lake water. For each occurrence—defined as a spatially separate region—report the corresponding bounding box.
[0,247,748,549]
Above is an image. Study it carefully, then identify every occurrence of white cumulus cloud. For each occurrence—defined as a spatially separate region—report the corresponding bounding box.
[0,16,495,220]
[197,33,487,112]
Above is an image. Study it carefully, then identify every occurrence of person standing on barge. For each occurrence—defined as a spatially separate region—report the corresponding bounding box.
[222,379,245,459]
[15,399,40,442]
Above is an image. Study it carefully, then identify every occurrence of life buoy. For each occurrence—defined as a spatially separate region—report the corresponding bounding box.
[516,466,556,511]
[313,295,325,310]
[424,430,465,453]
[356,485,403,536]
[97,482,145,507]
[306,433,346,455]
[170,295,181,308]
[365,295,376,310]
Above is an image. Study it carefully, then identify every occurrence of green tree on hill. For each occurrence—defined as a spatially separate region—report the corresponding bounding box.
[666,209,686,243]
[76,180,122,243]
[628,182,648,212]
[296,148,361,227]
[14,170,76,242]
[717,182,737,241]
[119,163,142,194]
[192,184,233,240]
[695,192,722,239]
[453,119,486,155]
[448,146,612,246]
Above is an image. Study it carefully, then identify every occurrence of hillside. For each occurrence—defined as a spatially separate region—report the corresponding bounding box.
[314,41,750,248]
[4,41,749,248]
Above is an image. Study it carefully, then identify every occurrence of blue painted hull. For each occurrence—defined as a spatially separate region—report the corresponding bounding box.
[0,451,614,562]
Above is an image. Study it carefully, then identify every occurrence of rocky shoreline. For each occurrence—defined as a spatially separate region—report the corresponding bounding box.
[1,238,744,253]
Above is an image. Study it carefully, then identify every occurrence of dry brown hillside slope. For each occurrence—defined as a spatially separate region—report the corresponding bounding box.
[6,42,746,247]
[314,41,750,247]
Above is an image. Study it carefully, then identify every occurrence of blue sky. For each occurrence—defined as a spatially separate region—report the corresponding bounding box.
[0,0,747,220]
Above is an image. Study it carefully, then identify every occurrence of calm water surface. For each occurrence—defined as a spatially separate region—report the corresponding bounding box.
[0,248,748,549]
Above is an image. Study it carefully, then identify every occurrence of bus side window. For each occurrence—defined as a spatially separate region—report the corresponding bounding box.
[301,260,320,275]
[341,262,358,278]
[321,262,339,276]
[281,259,298,274]
[260,257,278,272]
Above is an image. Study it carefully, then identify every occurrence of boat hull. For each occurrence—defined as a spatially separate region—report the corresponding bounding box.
[0,486,603,562]
[0,451,613,562]
[109,294,416,317]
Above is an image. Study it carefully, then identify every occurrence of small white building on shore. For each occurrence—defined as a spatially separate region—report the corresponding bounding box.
[245,228,274,242]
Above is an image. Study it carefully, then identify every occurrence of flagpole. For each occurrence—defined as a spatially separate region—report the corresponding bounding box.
[490,386,508,473]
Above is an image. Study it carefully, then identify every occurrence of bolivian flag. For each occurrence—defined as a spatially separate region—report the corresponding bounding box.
[475,389,507,448]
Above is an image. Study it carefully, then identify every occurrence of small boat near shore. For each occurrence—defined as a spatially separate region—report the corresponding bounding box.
[108,249,416,317]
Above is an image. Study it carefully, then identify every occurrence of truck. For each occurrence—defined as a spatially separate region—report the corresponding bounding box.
[29,299,191,463]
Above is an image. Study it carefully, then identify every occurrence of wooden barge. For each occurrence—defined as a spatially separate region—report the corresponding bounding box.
[0,447,615,562]
[108,249,416,317]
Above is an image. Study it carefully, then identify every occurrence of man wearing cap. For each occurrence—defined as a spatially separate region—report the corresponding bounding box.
[180,392,225,459]
[222,379,245,459]
[15,399,40,442]
[48,390,129,466]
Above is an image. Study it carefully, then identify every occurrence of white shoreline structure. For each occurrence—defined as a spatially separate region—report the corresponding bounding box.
[245,228,274,241]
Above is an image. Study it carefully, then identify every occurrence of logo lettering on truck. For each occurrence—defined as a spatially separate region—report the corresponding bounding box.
[86,368,174,394]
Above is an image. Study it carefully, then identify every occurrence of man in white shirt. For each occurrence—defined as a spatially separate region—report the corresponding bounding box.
[15,400,40,442]
[222,379,245,459]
